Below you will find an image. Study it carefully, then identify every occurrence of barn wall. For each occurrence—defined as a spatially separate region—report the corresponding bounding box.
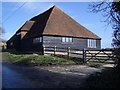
[43,36,86,50]
[21,38,43,53]
[6,41,15,49]
[96,39,101,49]
[43,36,101,50]
[7,35,101,53]
[6,35,21,50]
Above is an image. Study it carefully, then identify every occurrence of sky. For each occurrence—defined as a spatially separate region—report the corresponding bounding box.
[2,2,114,48]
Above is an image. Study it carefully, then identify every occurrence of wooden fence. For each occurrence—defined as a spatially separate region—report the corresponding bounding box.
[84,49,115,62]
[43,46,115,63]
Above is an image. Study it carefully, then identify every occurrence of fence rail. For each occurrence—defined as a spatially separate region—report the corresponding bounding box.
[85,49,115,62]
[43,46,115,63]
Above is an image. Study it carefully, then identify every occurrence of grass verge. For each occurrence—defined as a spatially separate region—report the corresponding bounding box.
[3,52,83,66]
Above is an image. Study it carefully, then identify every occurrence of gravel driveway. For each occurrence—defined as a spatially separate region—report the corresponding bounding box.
[37,65,102,76]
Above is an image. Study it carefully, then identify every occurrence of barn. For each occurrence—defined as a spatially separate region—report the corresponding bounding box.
[7,5,101,54]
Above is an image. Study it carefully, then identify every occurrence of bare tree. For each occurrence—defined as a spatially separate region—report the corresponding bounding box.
[89,1,120,69]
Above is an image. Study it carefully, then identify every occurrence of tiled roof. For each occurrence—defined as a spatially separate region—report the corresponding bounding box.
[16,5,101,39]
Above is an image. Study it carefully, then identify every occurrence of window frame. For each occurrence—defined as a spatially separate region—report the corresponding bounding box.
[62,37,73,43]
[87,39,97,48]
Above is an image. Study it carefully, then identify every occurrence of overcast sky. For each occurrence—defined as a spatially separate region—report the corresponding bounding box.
[2,2,113,48]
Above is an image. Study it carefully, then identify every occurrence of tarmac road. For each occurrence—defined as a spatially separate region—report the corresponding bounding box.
[2,63,42,88]
[2,62,102,89]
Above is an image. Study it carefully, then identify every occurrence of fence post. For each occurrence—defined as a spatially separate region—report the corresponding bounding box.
[54,46,56,56]
[67,47,70,58]
[83,48,86,63]
[43,45,45,55]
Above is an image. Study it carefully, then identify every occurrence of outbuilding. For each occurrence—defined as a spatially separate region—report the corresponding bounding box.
[7,5,101,54]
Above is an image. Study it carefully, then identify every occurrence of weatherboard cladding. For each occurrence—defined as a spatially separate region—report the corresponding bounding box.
[18,5,101,39]
[43,36,101,50]
[43,36,87,50]
[21,38,43,52]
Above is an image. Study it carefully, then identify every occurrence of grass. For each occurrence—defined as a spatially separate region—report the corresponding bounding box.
[3,52,83,66]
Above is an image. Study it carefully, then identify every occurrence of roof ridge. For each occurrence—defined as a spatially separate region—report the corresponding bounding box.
[43,6,101,39]
[12,5,101,39]
[42,5,57,34]
[30,6,54,21]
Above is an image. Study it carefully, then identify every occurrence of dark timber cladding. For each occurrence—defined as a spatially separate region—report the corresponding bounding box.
[7,5,101,52]
[43,36,101,50]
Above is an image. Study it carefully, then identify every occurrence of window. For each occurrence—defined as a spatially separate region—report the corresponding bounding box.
[87,39,96,48]
[62,37,73,43]
[62,37,66,42]
[69,38,72,42]
[33,37,42,43]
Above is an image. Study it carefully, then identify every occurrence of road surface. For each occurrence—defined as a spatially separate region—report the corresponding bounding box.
[2,62,102,89]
